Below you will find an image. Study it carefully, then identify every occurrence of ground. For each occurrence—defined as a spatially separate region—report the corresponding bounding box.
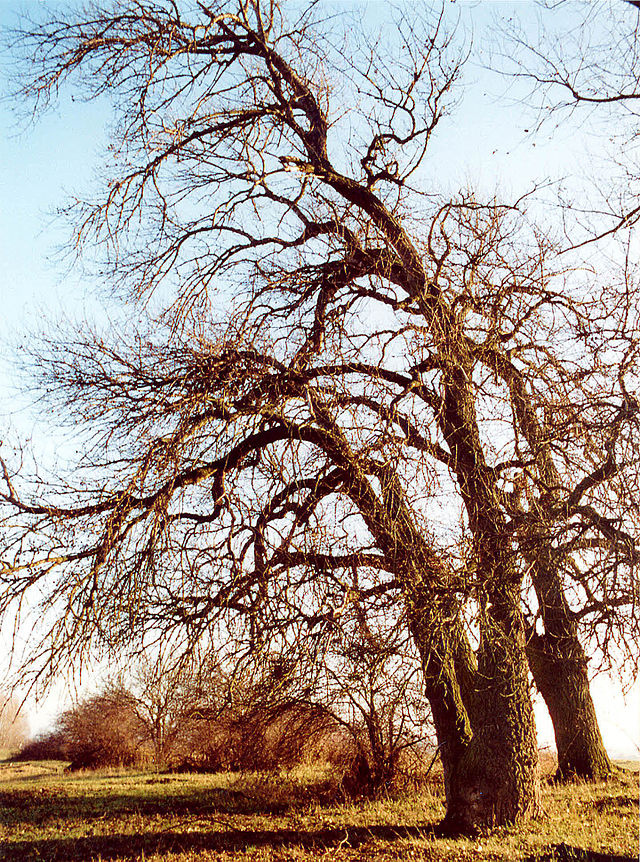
[0,756,637,861]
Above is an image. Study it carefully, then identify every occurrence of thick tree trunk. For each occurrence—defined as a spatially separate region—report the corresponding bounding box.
[527,631,613,780]
[345,457,541,833]
[526,538,613,780]
[443,725,539,833]
[426,368,541,831]
[437,588,540,833]
[418,616,473,808]
[409,587,540,833]
[506,375,614,782]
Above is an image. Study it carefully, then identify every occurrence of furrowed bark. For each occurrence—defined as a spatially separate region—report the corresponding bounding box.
[523,527,613,780]
[527,630,612,780]
[487,346,613,781]
[346,465,541,832]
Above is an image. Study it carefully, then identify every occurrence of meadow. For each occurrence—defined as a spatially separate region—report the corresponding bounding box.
[0,756,637,861]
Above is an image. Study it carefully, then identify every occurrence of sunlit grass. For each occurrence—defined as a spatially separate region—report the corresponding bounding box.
[1,756,637,860]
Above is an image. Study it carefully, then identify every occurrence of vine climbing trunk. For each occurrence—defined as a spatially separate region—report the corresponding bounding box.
[347,464,541,833]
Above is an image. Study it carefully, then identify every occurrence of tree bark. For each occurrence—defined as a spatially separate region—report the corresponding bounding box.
[525,538,613,780]
[427,587,540,834]
[403,522,539,827]
[360,530,542,832]
[502,363,614,781]
[527,631,613,780]
[425,366,541,831]
[365,474,541,832]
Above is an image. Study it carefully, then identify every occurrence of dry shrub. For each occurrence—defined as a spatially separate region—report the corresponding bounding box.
[171,700,344,773]
[255,702,340,769]
[15,684,149,769]
[172,697,428,799]
[170,709,242,772]
[12,662,430,794]
[13,731,68,762]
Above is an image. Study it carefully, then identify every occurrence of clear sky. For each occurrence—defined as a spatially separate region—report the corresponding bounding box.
[0,0,638,757]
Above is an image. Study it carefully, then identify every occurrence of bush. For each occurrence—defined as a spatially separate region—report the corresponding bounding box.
[15,684,149,769]
[60,684,149,769]
[169,700,349,774]
[13,731,68,762]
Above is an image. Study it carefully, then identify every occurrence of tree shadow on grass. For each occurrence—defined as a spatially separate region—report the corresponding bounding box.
[3,825,636,861]
[522,847,635,862]
[0,784,294,829]
[3,822,433,860]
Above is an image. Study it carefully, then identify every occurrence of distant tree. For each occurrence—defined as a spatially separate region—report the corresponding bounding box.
[0,692,29,753]
[117,649,227,768]
[304,593,431,795]
[217,603,431,796]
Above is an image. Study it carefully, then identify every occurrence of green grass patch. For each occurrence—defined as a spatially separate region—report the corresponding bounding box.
[0,758,637,861]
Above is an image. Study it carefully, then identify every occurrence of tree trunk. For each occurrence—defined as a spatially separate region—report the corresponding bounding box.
[507,374,614,782]
[425,368,541,831]
[407,584,540,834]
[436,588,540,833]
[527,631,613,780]
[525,538,613,781]
[345,461,541,833]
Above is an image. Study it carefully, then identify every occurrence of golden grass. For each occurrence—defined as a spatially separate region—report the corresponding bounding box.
[0,756,637,861]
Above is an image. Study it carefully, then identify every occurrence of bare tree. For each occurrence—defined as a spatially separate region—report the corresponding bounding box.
[113,649,225,768]
[214,596,432,794]
[0,692,29,754]
[491,0,640,779]
[496,0,640,248]
[2,0,639,831]
[311,596,431,796]
[56,683,148,769]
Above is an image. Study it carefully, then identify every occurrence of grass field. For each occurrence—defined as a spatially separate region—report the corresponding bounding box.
[0,757,637,861]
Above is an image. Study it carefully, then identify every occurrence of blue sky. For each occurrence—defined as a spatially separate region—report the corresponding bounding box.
[0,0,638,755]
[0,0,594,330]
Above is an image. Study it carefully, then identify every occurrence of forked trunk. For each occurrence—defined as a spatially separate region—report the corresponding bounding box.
[348,464,541,833]
[444,594,539,833]
[410,588,541,834]
[502,346,615,782]
[527,631,613,780]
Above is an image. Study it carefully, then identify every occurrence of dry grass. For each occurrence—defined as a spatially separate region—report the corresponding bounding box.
[0,756,637,861]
